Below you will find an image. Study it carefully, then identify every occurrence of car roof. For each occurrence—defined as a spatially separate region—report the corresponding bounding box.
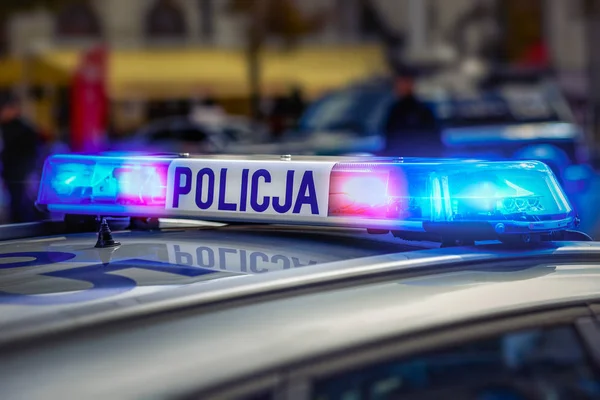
[2,240,600,399]
[0,223,424,331]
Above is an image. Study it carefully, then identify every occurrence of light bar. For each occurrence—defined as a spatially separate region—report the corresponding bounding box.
[37,154,577,241]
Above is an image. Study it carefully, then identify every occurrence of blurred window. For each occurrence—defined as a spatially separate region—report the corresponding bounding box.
[145,0,188,39]
[0,19,8,55]
[313,325,600,399]
[179,126,210,142]
[55,2,102,39]
[198,0,214,40]
[147,100,191,121]
[142,118,176,142]
[149,129,174,142]
[223,125,252,142]
[298,90,389,134]
[358,0,379,38]
[147,125,208,143]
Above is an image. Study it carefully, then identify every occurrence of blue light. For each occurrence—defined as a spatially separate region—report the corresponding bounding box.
[38,154,169,213]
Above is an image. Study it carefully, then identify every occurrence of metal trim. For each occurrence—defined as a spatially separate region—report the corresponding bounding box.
[0,221,65,241]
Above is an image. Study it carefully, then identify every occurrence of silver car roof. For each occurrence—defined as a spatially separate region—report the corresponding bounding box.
[2,230,600,340]
[1,240,600,399]
[0,223,425,332]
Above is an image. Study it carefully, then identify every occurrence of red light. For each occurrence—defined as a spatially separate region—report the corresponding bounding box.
[328,171,390,217]
[115,165,167,205]
[342,176,389,206]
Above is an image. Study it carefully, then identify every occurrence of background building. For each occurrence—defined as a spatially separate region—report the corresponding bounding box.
[0,0,593,140]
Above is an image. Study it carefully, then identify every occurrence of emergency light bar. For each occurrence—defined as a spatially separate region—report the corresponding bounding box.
[36,154,577,242]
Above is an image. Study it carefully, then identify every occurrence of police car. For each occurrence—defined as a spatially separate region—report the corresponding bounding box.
[257,75,590,187]
[0,153,600,399]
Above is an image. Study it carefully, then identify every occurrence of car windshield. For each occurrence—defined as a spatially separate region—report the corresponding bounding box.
[222,122,259,143]
[297,89,390,134]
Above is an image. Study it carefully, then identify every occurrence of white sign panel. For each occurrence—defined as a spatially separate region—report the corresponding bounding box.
[165,159,336,219]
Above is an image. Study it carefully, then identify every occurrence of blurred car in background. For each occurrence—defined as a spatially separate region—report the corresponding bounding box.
[110,115,268,155]
[267,71,591,192]
[226,86,387,156]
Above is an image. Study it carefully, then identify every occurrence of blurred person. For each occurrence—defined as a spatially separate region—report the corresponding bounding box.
[382,67,440,157]
[286,86,306,122]
[0,92,42,223]
[268,87,306,140]
[268,95,289,140]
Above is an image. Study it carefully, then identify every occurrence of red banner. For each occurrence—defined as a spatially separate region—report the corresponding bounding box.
[70,46,109,152]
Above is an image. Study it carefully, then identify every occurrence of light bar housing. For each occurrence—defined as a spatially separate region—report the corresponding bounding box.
[37,154,577,242]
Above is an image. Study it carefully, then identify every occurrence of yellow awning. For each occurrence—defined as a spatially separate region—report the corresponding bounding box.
[30,45,387,100]
[0,58,24,86]
[262,46,387,97]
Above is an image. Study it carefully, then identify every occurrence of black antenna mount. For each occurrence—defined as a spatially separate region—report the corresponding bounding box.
[95,217,121,248]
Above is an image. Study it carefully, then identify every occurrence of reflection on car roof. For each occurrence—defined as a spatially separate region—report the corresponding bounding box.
[1,240,600,399]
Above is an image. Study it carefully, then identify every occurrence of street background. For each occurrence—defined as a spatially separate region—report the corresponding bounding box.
[0,0,600,236]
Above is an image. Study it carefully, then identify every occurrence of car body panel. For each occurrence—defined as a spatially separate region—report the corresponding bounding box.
[1,243,600,399]
[441,121,584,150]
[0,226,420,329]
[1,235,600,340]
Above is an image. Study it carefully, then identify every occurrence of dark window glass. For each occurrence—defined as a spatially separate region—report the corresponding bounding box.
[179,127,209,142]
[198,0,214,40]
[298,90,389,134]
[147,124,208,143]
[0,20,8,55]
[186,390,273,400]
[243,392,273,400]
[145,0,188,39]
[358,0,379,37]
[56,2,102,38]
[148,127,175,142]
[313,326,600,399]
